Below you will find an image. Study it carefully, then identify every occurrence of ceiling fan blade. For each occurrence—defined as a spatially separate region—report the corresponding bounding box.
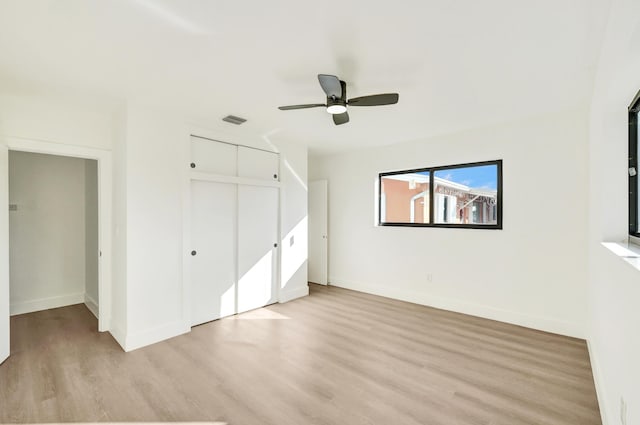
[278,103,326,110]
[318,74,342,98]
[332,111,349,125]
[348,93,399,106]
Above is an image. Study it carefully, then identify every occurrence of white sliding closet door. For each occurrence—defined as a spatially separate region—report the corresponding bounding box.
[191,180,237,326]
[237,185,278,313]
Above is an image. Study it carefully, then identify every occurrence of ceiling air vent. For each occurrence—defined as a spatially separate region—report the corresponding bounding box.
[222,115,247,125]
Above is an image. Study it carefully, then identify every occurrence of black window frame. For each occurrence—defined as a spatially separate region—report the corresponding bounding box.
[629,89,640,236]
[378,159,503,230]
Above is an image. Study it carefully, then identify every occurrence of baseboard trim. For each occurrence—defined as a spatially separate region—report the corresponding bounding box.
[279,284,309,303]
[328,277,585,339]
[84,294,99,319]
[587,339,610,425]
[123,320,190,352]
[10,292,85,316]
[109,324,127,351]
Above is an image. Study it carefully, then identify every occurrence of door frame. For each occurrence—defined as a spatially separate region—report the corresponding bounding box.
[3,137,112,332]
[1,143,8,363]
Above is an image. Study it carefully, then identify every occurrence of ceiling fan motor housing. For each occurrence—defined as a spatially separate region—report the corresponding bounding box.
[328,80,347,107]
[327,96,346,108]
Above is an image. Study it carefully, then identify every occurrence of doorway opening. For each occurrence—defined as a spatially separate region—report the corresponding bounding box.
[8,151,99,323]
[2,137,112,341]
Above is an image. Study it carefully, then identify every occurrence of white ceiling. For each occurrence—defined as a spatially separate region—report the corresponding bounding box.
[0,0,610,155]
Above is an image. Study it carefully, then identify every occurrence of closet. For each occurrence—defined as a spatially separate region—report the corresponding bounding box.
[189,136,279,326]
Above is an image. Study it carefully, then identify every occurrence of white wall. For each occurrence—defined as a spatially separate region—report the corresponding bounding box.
[310,108,589,338]
[85,159,99,313]
[587,1,640,424]
[276,139,309,302]
[109,105,128,346]
[8,151,88,315]
[121,105,187,349]
[0,94,113,150]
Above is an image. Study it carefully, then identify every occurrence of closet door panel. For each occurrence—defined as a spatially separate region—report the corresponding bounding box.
[190,137,237,176]
[237,185,278,313]
[190,180,236,326]
[237,147,279,181]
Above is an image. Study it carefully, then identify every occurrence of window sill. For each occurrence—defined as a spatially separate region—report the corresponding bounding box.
[602,241,640,271]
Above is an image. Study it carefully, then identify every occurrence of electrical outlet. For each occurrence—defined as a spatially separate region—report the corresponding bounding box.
[426,273,433,283]
[620,397,627,425]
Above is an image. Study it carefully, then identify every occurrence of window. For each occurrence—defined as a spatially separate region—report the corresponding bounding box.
[379,160,502,229]
[629,89,640,237]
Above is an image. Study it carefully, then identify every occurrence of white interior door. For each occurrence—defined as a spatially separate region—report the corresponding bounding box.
[237,185,278,313]
[308,180,328,285]
[0,144,9,363]
[190,180,237,326]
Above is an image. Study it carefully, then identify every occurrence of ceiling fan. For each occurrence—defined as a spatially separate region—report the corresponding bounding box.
[278,74,399,125]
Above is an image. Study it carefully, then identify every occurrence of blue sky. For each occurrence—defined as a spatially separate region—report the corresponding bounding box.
[434,165,497,190]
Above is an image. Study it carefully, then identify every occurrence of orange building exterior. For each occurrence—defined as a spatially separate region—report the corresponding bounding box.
[381,178,430,223]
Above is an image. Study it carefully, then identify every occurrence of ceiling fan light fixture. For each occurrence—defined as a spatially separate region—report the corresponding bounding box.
[278,74,398,125]
[326,104,347,114]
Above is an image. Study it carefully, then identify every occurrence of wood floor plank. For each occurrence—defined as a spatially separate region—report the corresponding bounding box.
[0,284,601,425]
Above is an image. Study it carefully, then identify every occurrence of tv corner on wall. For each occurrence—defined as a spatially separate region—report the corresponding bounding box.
[378,159,503,230]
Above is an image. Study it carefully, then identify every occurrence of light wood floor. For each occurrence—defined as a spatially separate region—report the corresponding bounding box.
[0,284,601,425]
